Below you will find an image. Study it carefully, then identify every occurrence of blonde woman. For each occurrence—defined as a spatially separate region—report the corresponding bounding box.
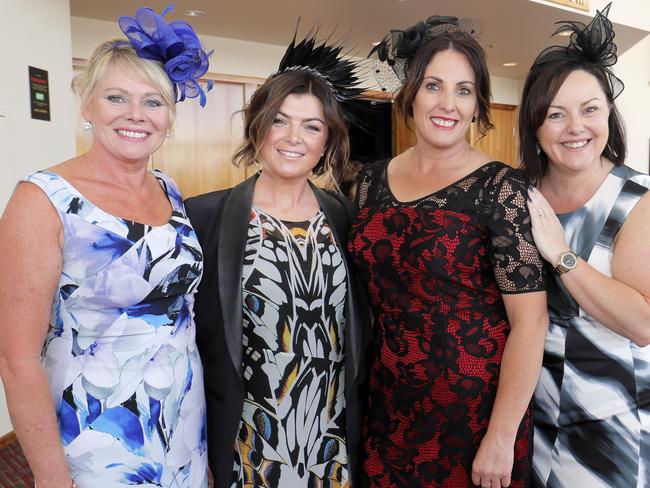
[0,6,212,487]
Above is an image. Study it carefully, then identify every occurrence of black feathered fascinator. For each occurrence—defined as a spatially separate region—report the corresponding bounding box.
[531,2,623,99]
[369,15,482,91]
[275,26,364,113]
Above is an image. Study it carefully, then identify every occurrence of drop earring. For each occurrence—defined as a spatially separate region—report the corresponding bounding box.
[83,121,92,130]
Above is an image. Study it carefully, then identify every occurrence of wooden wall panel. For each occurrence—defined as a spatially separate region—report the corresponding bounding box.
[470,104,518,167]
[392,105,417,156]
[151,82,248,198]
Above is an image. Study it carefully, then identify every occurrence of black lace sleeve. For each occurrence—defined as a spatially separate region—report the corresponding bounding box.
[485,167,546,294]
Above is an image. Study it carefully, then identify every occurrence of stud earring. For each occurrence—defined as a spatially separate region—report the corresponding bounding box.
[83,121,92,130]
[166,129,171,138]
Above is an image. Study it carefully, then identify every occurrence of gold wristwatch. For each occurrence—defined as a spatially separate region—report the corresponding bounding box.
[554,251,578,274]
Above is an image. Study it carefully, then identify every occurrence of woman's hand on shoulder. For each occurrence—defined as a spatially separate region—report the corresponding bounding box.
[526,186,570,264]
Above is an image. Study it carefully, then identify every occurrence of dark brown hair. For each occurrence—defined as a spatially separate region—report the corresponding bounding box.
[519,60,626,180]
[394,31,493,137]
[232,70,350,176]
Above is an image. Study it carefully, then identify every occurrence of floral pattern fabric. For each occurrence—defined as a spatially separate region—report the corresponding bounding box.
[348,160,545,487]
[232,207,349,487]
[24,170,207,488]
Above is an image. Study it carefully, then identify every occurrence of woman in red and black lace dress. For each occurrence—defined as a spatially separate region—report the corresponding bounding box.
[349,17,548,488]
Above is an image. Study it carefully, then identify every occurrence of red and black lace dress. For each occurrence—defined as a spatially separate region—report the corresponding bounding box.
[348,160,545,487]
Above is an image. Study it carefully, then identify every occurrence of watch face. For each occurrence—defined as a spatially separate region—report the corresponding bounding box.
[562,252,577,268]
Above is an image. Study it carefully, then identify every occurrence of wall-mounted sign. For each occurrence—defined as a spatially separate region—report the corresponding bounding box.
[544,0,589,11]
[29,66,50,121]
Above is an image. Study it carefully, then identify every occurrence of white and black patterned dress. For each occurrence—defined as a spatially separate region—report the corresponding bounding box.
[22,170,207,487]
[533,164,650,487]
[232,207,349,487]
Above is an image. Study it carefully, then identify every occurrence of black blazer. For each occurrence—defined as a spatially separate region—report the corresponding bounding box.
[185,174,369,488]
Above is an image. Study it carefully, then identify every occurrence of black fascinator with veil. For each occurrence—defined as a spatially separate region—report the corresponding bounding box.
[369,15,482,91]
[530,2,623,99]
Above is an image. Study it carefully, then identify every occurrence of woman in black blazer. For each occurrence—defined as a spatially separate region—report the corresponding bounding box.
[185,34,369,488]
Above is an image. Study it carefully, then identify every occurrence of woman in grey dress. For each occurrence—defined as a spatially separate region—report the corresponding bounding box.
[519,5,650,487]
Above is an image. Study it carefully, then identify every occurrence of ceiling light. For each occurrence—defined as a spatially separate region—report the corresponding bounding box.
[502,62,518,67]
[184,9,205,17]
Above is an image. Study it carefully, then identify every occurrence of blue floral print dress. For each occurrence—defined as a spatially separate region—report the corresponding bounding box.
[23,170,208,487]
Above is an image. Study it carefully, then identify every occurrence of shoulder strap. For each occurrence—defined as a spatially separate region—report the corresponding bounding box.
[589,178,648,276]
[594,178,647,250]
[152,170,184,209]
[21,171,77,215]
[22,170,55,193]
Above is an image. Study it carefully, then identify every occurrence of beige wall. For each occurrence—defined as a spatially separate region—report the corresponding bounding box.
[616,34,650,172]
[71,16,286,80]
[530,0,650,32]
[71,16,524,104]
[0,0,76,436]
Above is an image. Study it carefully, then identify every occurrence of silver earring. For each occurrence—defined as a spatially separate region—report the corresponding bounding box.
[536,141,541,156]
[166,129,171,138]
[83,121,92,130]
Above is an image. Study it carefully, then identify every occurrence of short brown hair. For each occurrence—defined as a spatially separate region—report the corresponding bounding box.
[232,70,350,176]
[394,31,493,137]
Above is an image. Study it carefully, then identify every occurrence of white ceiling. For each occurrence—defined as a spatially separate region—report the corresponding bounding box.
[70,0,649,78]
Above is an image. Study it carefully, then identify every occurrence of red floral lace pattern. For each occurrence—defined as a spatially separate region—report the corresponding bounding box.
[349,161,544,487]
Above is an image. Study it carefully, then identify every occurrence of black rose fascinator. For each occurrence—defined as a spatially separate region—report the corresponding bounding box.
[530,2,623,99]
[119,4,214,106]
[370,15,482,91]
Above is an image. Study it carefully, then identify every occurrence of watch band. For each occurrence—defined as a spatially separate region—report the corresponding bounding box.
[554,251,578,274]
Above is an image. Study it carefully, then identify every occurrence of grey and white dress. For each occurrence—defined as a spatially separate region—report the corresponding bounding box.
[532,164,650,487]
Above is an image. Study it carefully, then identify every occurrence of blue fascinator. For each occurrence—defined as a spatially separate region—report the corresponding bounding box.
[119,4,214,107]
